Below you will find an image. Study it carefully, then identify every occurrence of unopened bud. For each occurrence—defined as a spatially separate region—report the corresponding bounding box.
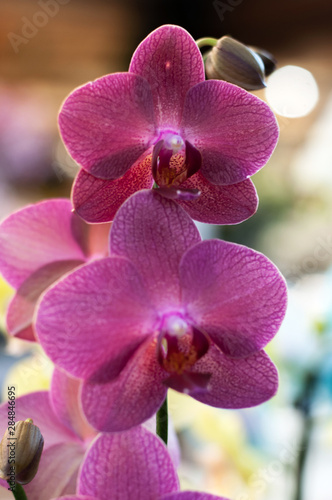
[0,418,44,485]
[205,36,267,90]
[249,46,277,77]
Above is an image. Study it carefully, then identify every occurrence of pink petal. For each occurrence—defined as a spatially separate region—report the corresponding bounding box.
[129,25,204,128]
[110,190,201,309]
[24,443,85,500]
[181,80,279,185]
[59,73,156,179]
[162,493,229,500]
[6,260,83,340]
[81,338,167,432]
[0,392,78,449]
[177,172,258,224]
[189,346,278,408]
[78,427,179,499]
[180,240,287,357]
[36,257,155,380]
[50,368,96,442]
[52,497,96,500]
[72,154,154,223]
[0,199,86,289]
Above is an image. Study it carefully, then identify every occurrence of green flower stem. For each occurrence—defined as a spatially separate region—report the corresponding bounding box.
[156,395,168,445]
[7,483,28,500]
[196,37,218,49]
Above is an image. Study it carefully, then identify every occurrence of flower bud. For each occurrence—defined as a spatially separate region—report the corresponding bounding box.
[205,36,267,90]
[249,46,277,77]
[0,418,44,485]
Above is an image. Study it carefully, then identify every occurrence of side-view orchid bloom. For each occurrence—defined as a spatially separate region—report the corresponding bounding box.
[0,368,96,500]
[36,190,287,433]
[52,426,228,500]
[59,24,279,225]
[0,199,110,340]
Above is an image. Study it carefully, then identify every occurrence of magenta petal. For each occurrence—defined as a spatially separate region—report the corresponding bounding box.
[181,80,279,185]
[6,260,83,340]
[190,346,278,408]
[78,427,179,500]
[0,199,86,289]
[162,493,229,500]
[180,240,287,357]
[72,155,154,223]
[129,25,204,127]
[52,497,96,500]
[157,187,201,201]
[0,392,78,449]
[81,339,167,432]
[110,190,201,308]
[59,73,156,179]
[50,368,95,442]
[24,443,84,500]
[36,257,155,380]
[177,172,258,224]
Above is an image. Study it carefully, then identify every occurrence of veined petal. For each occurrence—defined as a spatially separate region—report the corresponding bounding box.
[181,80,279,185]
[0,199,86,289]
[6,260,84,340]
[129,25,204,128]
[180,240,287,357]
[50,368,96,443]
[189,346,278,408]
[24,443,84,500]
[59,73,156,179]
[36,257,155,380]
[78,428,179,500]
[177,172,258,224]
[0,392,78,449]
[110,190,201,309]
[81,339,167,432]
[72,154,154,223]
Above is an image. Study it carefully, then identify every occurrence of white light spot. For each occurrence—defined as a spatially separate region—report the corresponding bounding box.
[265,65,319,118]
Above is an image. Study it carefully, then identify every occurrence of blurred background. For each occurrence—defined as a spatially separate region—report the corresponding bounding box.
[0,1,332,499]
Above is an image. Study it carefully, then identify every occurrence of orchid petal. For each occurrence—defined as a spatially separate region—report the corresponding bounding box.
[0,392,78,449]
[181,80,279,185]
[189,346,278,408]
[36,257,155,380]
[78,427,179,500]
[81,338,167,432]
[24,443,84,500]
[110,190,201,309]
[50,368,96,442]
[72,155,154,223]
[0,199,86,289]
[180,240,287,357]
[177,172,258,224]
[129,25,204,128]
[59,73,156,179]
[6,260,83,340]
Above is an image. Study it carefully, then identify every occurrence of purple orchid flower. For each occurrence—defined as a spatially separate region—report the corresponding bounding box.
[36,190,287,433]
[59,25,278,225]
[52,427,228,500]
[0,199,110,341]
[0,369,179,500]
[0,368,96,500]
